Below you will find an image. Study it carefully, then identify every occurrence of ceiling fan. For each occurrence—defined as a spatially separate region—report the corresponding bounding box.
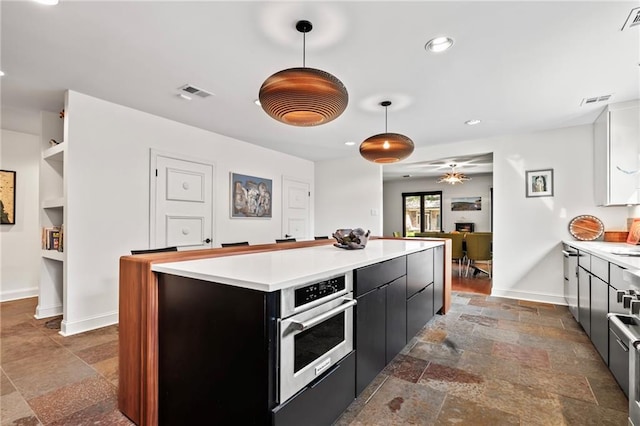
[437,164,471,185]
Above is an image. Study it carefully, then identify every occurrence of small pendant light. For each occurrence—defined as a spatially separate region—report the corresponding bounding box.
[259,20,348,127]
[359,101,414,163]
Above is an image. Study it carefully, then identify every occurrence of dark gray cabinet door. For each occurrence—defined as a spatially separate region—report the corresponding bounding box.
[355,286,386,395]
[433,245,444,314]
[406,284,433,340]
[609,326,630,397]
[385,276,407,363]
[578,267,591,336]
[590,275,609,364]
[407,249,434,298]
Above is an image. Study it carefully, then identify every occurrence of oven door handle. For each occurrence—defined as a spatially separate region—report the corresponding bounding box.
[290,299,357,331]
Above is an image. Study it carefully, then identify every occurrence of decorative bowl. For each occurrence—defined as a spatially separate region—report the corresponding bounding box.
[332,228,371,250]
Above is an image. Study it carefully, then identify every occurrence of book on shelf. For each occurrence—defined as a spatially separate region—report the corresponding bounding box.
[42,225,64,252]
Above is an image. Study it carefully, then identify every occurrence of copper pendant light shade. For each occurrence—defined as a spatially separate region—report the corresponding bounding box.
[360,101,414,163]
[259,20,348,127]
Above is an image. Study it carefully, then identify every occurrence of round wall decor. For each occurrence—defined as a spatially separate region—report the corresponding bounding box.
[568,215,605,241]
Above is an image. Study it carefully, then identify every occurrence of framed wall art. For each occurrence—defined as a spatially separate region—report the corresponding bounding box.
[451,196,481,211]
[0,170,16,224]
[526,169,554,198]
[230,172,272,218]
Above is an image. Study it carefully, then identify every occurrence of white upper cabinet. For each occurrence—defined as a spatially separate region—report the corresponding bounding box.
[594,100,640,206]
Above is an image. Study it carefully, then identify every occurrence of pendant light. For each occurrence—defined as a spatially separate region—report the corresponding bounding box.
[359,101,414,163]
[259,20,348,127]
[437,164,471,185]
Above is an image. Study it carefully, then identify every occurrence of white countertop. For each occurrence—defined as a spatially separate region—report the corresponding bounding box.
[152,239,444,292]
[564,240,640,270]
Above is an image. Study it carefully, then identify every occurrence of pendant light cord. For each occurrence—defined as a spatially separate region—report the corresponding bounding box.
[384,105,388,132]
[302,31,306,67]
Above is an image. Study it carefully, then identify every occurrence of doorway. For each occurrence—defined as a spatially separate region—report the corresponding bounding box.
[150,150,215,250]
[282,176,310,240]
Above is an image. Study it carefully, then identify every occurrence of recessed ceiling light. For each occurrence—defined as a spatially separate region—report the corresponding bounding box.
[34,0,59,5]
[425,36,454,53]
[465,119,481,125]
[177,93,192,101]
[254,99,261,106]
[345,141,356,146]
[0,71,4,77]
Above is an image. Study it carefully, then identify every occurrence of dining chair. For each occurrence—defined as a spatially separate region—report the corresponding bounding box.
[464,232,492,277]
[275,238,296,243]
[440,232,466,276]
[221,241,250,247]
[131,246,178,255]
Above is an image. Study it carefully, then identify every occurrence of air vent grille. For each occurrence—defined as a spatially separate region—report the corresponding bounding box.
[581,95,612,106]
[622,7,640,31]
[178,84,213,98]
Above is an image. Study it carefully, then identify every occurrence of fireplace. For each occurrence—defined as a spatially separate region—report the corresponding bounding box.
[455,222,474,232]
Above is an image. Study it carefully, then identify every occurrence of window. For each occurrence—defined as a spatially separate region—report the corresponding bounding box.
[401,191,442,237]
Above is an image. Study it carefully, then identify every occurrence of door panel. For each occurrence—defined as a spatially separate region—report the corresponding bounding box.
[152,151,214,250]
[166,216,205,247]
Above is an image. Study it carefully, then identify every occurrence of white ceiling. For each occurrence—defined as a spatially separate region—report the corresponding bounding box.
[2,1,639,181]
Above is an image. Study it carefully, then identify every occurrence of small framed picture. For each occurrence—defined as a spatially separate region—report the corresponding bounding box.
[0,170,16,225]
[526,169,553,198]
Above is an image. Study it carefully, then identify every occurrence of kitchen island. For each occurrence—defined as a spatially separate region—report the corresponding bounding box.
[118,237,451,425]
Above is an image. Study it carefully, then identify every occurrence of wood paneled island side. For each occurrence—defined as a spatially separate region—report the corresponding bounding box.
[118,237,451,425]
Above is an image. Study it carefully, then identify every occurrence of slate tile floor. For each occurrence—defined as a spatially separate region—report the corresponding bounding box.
[1,293,629,425]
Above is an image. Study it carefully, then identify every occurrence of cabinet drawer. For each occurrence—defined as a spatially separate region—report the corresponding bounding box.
[578,251,590,270]
[610,263,626,290]
[273,351,355,426]
[355,256,406,297]
[591,255,609,282]
[407,249,434,298]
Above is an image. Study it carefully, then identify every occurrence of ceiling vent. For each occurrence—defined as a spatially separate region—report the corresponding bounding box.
[622,7,640,31]
[580,95,612,106]
[178,84,213,98]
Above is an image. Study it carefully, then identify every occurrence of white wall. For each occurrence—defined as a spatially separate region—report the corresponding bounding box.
[383,124,628,304]
[315,157,383,238]
[0,129,41,301]
[384,173,493,234]
[61,91,314,334]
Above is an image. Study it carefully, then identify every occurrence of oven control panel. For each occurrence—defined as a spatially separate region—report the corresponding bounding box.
[295,276,346,308]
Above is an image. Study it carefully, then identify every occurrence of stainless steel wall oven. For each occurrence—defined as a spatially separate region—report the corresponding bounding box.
[278,272,355,403]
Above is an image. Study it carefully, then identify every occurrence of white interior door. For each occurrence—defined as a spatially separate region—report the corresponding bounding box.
[282,177,310,240]
[151,151,214,250]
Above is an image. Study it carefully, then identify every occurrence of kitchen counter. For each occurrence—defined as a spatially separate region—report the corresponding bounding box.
[151,239,444,292]
[564,240,640,271]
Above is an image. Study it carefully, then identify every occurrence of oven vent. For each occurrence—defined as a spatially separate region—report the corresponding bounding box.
[178,84,214,98]
[580,95,612,106]
[622,7,640,31]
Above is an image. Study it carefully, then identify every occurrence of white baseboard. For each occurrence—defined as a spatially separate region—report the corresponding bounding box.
[490,288,567,306]
[35,303,63,319]
[60,311,118,336]
[1,288,38,303]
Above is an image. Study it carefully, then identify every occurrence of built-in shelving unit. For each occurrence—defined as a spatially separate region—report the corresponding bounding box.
[37,108,66,320]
